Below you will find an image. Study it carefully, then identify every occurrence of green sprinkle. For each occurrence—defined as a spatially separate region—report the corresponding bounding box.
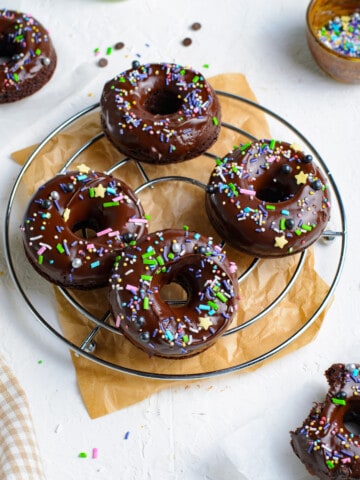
[89,188,95,198]
[265,205,275,211]
[216,292,227,303]
[119,76,126,83]
[38,360,43,364]
[295,229,302,236]
[183,225,189,231]
[38,255,44,265]
[207,301,218,311]
[302,224,312,231]
[203,63,209,68]
[279,218,286,230]
[156,255,165,266]
[144,214,151,220]
[78,452,88,458]
[142,248,155,259]
[269,139,276,150]
[56,243,65,254]
[35,48,42,56]
[180,69,186,75]
[326,460,335,469]
[13,73,19,82]
[192,75,200,83]
[94,47,100,54]
[143,259,157,265]
[182,335,189,343]
[331,397,347,406]
[167,252,175,260]
[240,142,252,151]
[143,297,150,310]
[141,275,153,282]
[106,47,112,55]
[103,201,120,207]
[212,116,219,126]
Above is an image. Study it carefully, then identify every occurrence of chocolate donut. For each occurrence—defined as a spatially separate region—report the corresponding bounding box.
[22,167,148,289]
[0,9,57,103]
[100,62,221,164]
[205,139,331,258]
[291,363,360,479]
[108,228,239,358]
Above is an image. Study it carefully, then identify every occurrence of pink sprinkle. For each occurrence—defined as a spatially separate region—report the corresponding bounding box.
[128,218,147,224]
[115,315,121,327]
[229,262,237,274]
[112,194,124,202]
[240,188,256,196]
[341,457,351,464]
[108,230,120,237]
[97,228,113,237]
[87,243,95,250]
[92,448,98,459]
[267,155,276,163]
[37,246,46,255]
[126,284,139,294]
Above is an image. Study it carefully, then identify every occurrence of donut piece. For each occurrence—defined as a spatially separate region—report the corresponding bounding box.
[205,139,331,257]
[291,363,360,479]
[100,62,221,164]
[22,167,148,289]
[108,228,239,358]
[0,9,57,103]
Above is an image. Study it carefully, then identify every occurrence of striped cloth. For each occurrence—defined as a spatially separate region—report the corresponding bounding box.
[0,356,45,479]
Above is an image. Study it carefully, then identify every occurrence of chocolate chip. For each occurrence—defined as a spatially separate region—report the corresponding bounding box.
[182,37,192,46]
[114,42,125,50]
[98,58,108,68]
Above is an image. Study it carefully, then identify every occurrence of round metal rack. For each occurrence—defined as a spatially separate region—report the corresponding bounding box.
[4,91,347,380]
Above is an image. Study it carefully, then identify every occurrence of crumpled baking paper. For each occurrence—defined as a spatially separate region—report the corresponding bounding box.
[12,73,331,418]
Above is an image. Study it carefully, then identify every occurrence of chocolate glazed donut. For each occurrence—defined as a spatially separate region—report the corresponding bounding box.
[109,228,239,358]
[22,167,148,289]
[100,62,221,164]
[291,363,360,479]
[205,139,331,257]
[0,9,57,103]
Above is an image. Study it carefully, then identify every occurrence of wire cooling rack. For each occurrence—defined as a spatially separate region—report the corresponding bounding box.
[4,91,347,380]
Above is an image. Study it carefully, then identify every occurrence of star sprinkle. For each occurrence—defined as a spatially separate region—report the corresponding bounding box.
[199,317,213,330]
[63,208,70,222]
[290,142,303,152]
[77,164,91,174]
[295,171,308,185]
[94,184,106,198]
[274,235,288,249]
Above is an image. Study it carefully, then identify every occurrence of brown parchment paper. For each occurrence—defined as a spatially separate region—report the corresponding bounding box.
[13,73,331,418]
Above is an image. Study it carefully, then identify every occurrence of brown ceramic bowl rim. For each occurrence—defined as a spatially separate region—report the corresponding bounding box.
[306,0,360,63]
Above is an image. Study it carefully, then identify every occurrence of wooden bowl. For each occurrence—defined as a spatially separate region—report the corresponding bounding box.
[306,0,360,83]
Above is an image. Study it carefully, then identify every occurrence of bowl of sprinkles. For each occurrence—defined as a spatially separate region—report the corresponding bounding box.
[306,0,360,83]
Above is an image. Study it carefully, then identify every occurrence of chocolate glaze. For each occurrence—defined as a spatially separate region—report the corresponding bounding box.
[291,363,360,479]
[100,63,221,164]
[22,169,148,289]
[205,139,331,257]
[108,229,239,358]
[0,9,57,103]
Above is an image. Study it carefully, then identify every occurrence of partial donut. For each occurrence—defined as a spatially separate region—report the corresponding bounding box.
[205,139,331,257]
[109,228,239,358]
[100,62,221,164]
[0,9,57,103]
[22,167,148,289]
[291,363,360,479]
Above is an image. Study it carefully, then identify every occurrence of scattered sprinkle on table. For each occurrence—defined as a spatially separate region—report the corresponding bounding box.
[78,452,87,458]
[98,58,108,68]
[92,447,98,459]
[317,12,360,58]
[124,431,130,440]
[115,41,125,50]
[37,360,43,364]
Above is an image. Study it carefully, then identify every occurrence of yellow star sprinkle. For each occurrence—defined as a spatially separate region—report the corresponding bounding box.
[274,235,288,249]
[63,208,70,222]
[295,171,308,185]
[199,317,213,330]
[94,184,107,198]
[290,142,303,152]
[77,164,91,174]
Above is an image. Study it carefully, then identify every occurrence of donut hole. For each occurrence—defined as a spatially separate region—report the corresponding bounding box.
[143,89,182,115]
[255,169,300,203]
[72,219,101,239]
[159,282,189,307]
[343,404,360,435]
[0,29,23,64]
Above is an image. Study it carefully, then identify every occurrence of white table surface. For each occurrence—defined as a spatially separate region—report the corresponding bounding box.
[0,0,358,479]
